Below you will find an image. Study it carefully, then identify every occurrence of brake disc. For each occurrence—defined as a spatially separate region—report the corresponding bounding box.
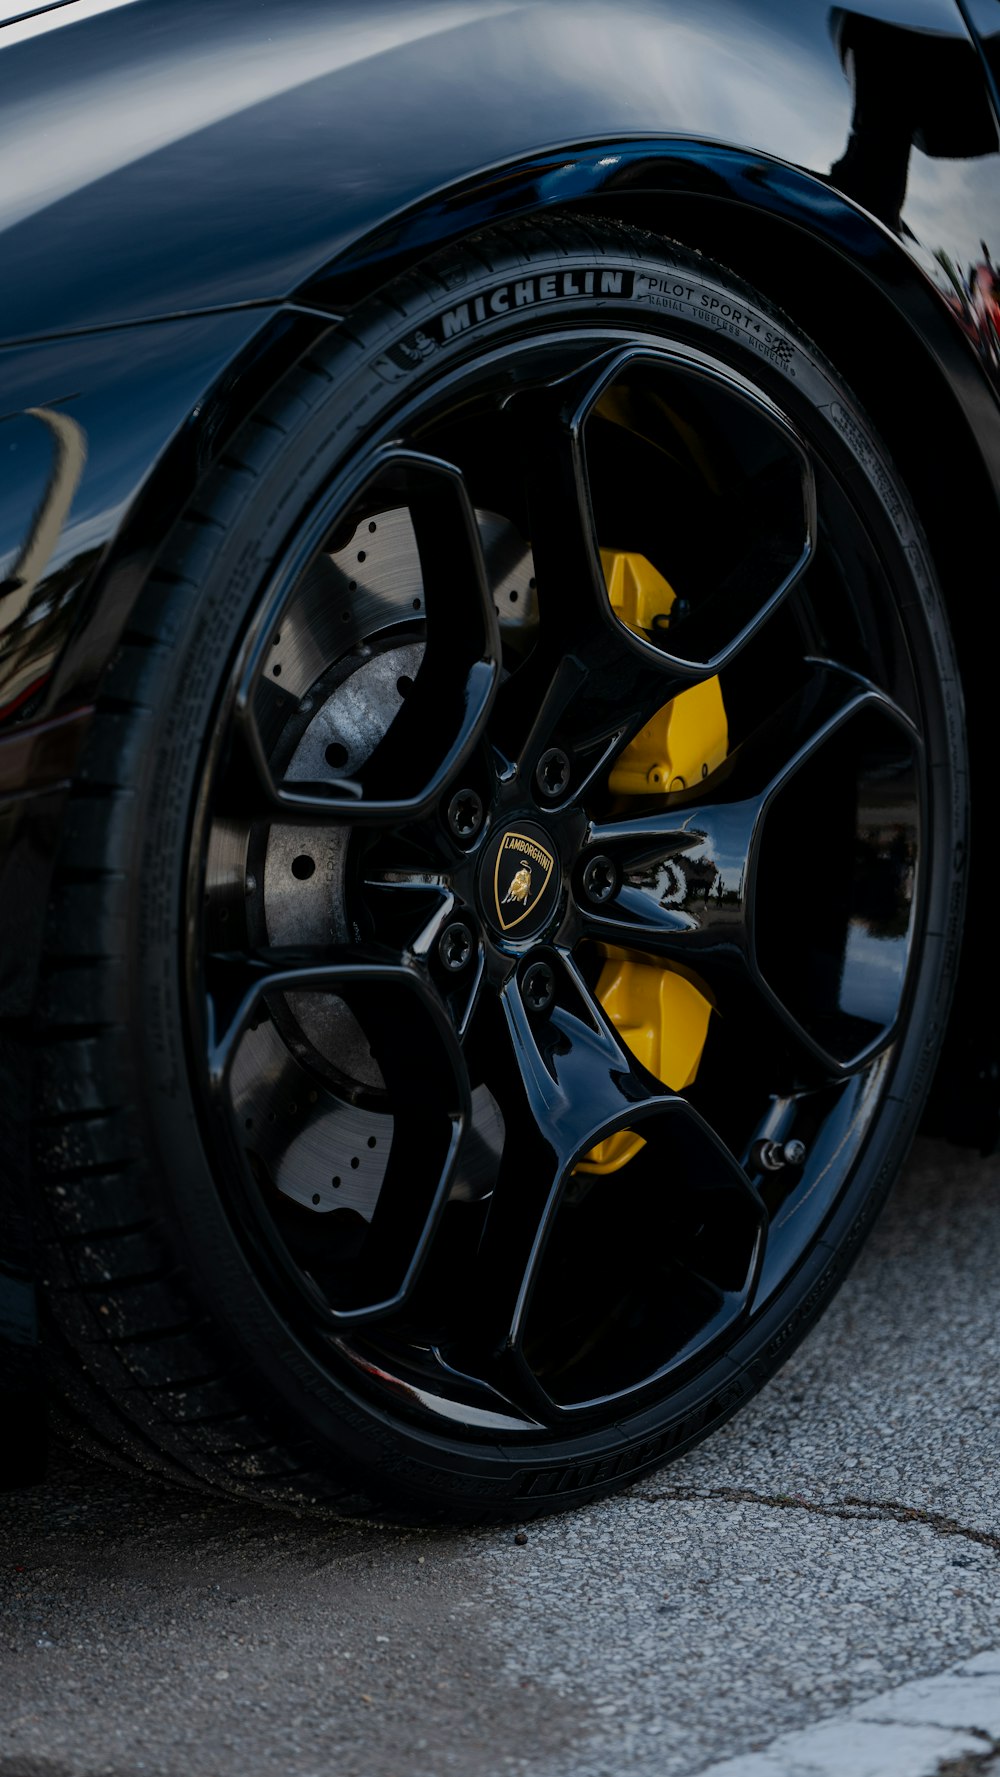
[227,505,535,1220]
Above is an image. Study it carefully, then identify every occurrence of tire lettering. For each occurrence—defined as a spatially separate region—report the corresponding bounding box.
[387,262,796,383]
[386,268,636,369]
[441,304,472,341]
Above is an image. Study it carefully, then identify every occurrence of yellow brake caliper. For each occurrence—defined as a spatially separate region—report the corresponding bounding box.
[577,952,714,1174]
[600,549,728,794]
[578,551,727,1176]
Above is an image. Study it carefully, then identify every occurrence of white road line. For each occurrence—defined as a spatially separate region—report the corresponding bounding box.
[696,1651,1000,1777]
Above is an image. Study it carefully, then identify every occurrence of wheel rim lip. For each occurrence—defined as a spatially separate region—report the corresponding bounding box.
[181,314,936,1444]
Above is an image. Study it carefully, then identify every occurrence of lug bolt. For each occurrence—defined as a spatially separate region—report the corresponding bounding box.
[535,747,571,800]
[751,1138,808,1174]
[446,788,484,840]
[582,854,617,905]
[522,960,555,1014]
[438,921,474,973]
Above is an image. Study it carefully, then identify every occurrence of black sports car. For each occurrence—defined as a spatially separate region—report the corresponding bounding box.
[2,0,997,1518]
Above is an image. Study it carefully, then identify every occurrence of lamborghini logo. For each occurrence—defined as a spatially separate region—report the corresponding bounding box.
[503,864,533,905]
[493,831,555,932]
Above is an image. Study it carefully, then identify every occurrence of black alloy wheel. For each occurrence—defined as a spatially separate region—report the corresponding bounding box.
[35,218,966,1518]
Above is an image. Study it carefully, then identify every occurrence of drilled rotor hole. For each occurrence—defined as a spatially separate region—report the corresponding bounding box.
[357,550,367,563]
[332,1176,341,1189]
[367,1135,377,1148]
[412,597,422,609]
[291,855,315,881]
[509,590,519,603]
[368,521,377,533]
[350,1155,360,1169]
[397,675,413,697]
[311,1193,321,1206]
[272,664,282,677]
[325,742,349,769]
[272,631,281,646]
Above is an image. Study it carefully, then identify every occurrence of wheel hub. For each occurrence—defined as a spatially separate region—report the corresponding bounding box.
[478,820,561,938]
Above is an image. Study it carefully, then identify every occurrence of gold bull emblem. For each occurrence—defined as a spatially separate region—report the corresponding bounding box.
[493,830,556,931]
[502,862,533,905]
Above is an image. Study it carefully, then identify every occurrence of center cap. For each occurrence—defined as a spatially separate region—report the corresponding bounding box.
[480,819,561,938]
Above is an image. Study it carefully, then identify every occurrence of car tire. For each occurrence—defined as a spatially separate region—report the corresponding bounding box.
[33,214,967,1520]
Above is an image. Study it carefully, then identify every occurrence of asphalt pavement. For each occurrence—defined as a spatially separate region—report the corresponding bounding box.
[2,1136,999,1777]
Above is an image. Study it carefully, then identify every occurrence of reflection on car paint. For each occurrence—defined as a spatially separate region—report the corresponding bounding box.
[0,408,86,721]
[2,0,999,744]
[0,309,278,729]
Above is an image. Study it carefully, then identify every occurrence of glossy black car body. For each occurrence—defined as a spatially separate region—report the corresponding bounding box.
[2,0,998,1483]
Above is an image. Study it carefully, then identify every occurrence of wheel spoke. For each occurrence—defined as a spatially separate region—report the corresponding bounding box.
[359,867,455,955]
[575,343,817,673]
[205,945,415,1089]
[205,945,473,1322]
[492,342,817,790]
[504,950,664,1161]
[494,373,687,783]
[442,952,767,1415]
[220,450,501,828]
[503,359,621,642]
[448,955,670,1370]
[584,673,883,939]
[582,671,919,1078]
